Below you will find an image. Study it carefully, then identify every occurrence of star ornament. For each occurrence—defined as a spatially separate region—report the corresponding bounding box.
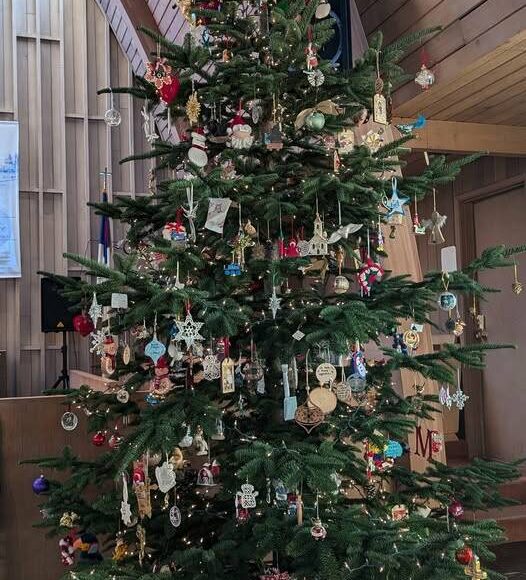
[384,189,409,220]
[173,313,204,349]
[89,292,102,325]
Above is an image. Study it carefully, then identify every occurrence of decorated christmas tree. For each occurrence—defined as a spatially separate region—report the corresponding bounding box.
[29,1,526,578]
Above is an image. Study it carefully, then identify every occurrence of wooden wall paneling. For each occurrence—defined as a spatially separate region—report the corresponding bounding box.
[415,156,526,457]
[109,32,132,195]
[0,0,14,112]
[0,0,154,394]
[397,35,526,118]
[355,0,376,13]
[395,23,526,115]
[422,51,526,120]
[360,0,408,36]
[14,0,36,36]
[0,395,101,580]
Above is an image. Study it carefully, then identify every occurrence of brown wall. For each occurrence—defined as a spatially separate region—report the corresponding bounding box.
[412,154,526,460]
[0,0,152,396]
[0,396,100,580]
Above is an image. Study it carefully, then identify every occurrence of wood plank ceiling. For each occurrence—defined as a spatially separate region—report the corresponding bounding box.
[357,0,526,126]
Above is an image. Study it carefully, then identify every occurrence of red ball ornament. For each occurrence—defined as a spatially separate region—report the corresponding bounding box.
[455,545,473,565]
[448,500,464,518]
[73,313,94,337]
[158,75,180,106]
[91,431,106,447]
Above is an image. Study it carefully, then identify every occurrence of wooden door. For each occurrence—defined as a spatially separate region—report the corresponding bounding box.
[472,185,526,461]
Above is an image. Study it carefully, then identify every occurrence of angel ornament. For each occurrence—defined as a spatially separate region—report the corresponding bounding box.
[193,425,209,456]
[141,102,158,144]
[422,188,446,244]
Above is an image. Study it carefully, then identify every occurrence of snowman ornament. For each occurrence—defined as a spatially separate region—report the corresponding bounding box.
[188,129,208,168]
[236,482,259,521]
[239,483,258,508]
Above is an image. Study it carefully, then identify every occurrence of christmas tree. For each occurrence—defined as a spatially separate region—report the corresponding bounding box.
[29,2,526,578]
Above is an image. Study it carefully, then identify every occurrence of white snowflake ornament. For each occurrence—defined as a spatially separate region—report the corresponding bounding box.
[269,287,281,319]
[90,328,108,355]
[173,313,204,349]
[452,386,469,410]
[203,354,221,380]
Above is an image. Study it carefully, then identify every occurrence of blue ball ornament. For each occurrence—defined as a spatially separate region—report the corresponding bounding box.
[385,440,403,458]
[438,291,457,311]
[145,393,161,406]
[32,474,50,495]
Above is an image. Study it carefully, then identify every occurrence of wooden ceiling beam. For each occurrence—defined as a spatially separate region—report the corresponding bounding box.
[395,23,526,116]
[393,118,526,156]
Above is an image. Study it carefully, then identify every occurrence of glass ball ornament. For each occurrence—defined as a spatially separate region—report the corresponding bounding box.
[448,499,464,518]
[455,545,473,565]
[438,291,457,311]
[310,518,327,540]
[91,431,106,447]
[333,275,349,294]
[104,106,122,127]
[32,474,50,495]
[346,375,366,393]
[305,111,325,131]
[414,64,435,90]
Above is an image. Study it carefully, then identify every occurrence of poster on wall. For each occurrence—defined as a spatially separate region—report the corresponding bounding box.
[0,121,21,278]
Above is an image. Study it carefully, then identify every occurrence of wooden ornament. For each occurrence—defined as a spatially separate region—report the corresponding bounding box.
[122,343,131,365]
[315,362,337,385]
[373,93,387,125]
[294,397,324,433]
[221,357,235,393]
[308,386,337,414]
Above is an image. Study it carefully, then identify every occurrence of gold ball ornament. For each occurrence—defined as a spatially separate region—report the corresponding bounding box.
[512,281,523,295]
[333,275,350,294]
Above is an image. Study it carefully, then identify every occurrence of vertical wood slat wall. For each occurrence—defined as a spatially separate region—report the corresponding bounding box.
[0,0,150,396]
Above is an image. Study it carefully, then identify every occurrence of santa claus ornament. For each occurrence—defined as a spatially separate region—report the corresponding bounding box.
[228,113,254,149]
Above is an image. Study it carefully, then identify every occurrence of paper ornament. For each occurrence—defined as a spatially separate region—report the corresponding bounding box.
[173,313,204,349]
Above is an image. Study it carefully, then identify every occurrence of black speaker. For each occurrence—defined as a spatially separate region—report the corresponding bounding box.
[320,0,353,70]
[40,277,77,333]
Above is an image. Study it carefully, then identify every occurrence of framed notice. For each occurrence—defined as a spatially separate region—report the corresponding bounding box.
[0,122,21,278]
